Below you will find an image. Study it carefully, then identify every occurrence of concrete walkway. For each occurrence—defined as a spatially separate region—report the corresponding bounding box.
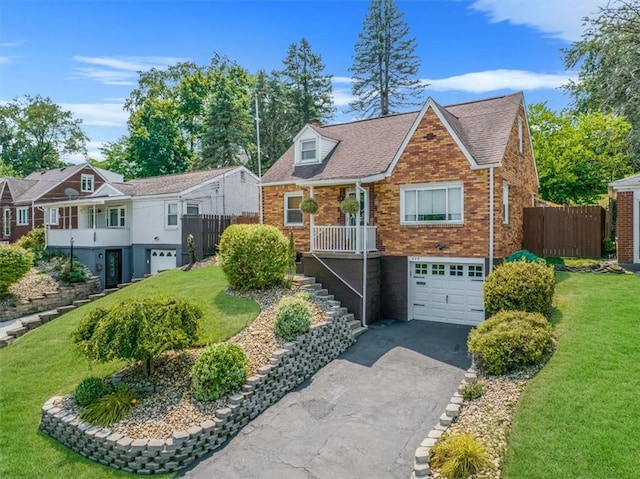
[181,319,471,479]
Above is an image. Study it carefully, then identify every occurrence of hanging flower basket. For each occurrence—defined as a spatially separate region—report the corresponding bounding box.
[299,197,319,214]
[340,196,360,215]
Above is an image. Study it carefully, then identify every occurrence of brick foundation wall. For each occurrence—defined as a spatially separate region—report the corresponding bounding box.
[0,277,100,323]
[616,191,634,263]
[40,314,356,475]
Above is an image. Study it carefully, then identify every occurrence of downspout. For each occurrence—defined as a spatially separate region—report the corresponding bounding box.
[309,186,315,252]
[356,182,367,328]
[489,167,495,273]
[31,200,35,229]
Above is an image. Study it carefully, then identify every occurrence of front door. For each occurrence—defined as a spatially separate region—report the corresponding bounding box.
[105,249,122,289]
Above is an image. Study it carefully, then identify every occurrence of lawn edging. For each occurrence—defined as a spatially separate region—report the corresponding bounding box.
[39,312,356,474]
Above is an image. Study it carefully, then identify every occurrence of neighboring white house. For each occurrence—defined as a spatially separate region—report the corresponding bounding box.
[39,166,259,288]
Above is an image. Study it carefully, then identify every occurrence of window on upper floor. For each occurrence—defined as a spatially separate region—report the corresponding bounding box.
[107,206,125,228]
[284,192,303,226]
[81,174,95,192]
[17,207,29,226]
[166,202,178,228]
[299,139,317,164]
[503,182,510,225]
[400,183,463,225]
[45,208,59,225]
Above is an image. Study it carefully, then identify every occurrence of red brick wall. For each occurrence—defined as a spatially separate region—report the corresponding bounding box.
[616,191,634,263]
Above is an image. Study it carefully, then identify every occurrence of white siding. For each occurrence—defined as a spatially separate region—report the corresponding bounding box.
[320,137,338,160]
[130,197,181,245]
[182,169,259,216]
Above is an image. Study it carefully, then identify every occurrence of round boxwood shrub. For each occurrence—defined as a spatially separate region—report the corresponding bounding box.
[339,196,360,215]
[483,260,555,315]
[0,244,34,299]
[74,377,111,407]
[218,224,289,291]
[274,295,312,341]
[467,311,554,375]
[192,343,248,401]
[299,197,319,214]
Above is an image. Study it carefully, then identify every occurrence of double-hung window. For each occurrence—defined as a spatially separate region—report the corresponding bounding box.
[107,207,125,228]
[166,202,178,228]
[45,208,59,225]
[401,183,463,224]
[81,174,95,192]
[17,207,29,226]
[284,192,303,226]
[300,140,317,163]
[186,203,199,215]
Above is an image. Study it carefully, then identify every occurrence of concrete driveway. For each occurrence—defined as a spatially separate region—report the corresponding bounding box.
[181,319,471,479]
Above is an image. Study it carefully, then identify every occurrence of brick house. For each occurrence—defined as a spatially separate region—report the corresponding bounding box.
[609,175,640,268]
[262,92,539,326]
[0,164,123,243]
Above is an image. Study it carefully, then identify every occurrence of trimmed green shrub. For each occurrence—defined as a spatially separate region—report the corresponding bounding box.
[74,377,111,407]
[468,311,554,375]
[483,260,555,315]
[431,433,491,479]
[0,244,34,299]
[192,343,247,401]
[505,249,543,263]
[218,224,289,291]
[16,226,45,259]
[79,385,137,426]
[274,295,312,341]
[461,381,485,401]
[73,297,202,377]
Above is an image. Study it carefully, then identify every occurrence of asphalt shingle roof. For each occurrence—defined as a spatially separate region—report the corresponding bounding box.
[110,167,235,196]
[263,92,524,184]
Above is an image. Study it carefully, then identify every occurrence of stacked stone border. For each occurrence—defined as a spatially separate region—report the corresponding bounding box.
[412,366,478,478]
[40,311,356,475]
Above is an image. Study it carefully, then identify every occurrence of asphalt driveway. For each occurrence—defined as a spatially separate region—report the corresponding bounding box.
[181,319,471,479]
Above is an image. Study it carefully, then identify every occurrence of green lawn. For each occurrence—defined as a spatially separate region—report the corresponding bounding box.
[0,265,259,479]
[503,272,640,479]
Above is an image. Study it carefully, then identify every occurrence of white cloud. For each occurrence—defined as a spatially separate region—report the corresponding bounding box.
[468,0,609,42]
[0,56,11,64]
[0,40,24,48]
[61,102,128,127]
[67,141,106,164]
[423,69,576,93]
[72,55,188,85]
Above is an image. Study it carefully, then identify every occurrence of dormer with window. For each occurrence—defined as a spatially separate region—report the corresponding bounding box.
[294,125,338,166]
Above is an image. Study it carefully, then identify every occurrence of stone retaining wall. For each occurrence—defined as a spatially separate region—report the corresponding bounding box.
[40,313,356,475]
[0,277,101,323]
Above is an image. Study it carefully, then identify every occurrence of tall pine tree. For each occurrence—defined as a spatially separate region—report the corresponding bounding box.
[349,0,425,118]
[281,38,335,129]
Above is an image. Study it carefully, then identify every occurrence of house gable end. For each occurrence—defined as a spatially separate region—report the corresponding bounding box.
[293,125,339,166]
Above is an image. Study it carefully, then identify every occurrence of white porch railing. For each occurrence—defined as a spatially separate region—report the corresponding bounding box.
[47,228,131,248]
[312,225,377,253]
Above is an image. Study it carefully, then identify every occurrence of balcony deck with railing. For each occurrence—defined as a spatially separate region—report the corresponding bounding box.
[47,228,131,248]
[312,225,377,253]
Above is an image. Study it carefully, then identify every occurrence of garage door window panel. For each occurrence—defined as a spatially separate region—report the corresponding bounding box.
[469,265,483,277]
[431,264,445,275]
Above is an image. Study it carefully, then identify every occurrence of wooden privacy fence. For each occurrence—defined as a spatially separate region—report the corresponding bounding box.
[181,213,259,263]
[523,206,605,258]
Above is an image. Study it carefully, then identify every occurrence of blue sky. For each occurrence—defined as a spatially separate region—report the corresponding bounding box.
[0,0,608,161]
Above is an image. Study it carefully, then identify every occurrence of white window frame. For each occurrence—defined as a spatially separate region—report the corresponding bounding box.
[17,207,29,226]
[45,208,59,225]
[400,182,464,225]
[106,206,126,228]
[298,139,318,164]
[81,174,95,192]
[166,202,178,229]
[518,117,524,154]
[186,203,200,215]
[284,192,304,226]
[2,208,10,236]
[503,182,510,225]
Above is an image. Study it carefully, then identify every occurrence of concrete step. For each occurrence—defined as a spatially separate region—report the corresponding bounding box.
[314,288,328,296]
[117,282,132,289]
[332,306,348,316]
[352,326,368,338]
[39,311,60,323]
[300,282,322,291]
[103,288,119,295]
[315,294,334,302]
[88,293,106,300]
[73,299,92,307]
[56,305,76,313]
[6,326,28,338]
[0,336,14,348]
[131,277,145,283]
[293,275,316,286]
[21,317,42,330]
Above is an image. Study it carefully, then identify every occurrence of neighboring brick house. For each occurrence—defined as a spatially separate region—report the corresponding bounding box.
[262,92,539,326]
[0,164,123,243]
[609,175,640,268]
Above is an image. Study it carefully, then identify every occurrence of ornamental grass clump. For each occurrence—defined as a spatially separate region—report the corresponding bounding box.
[74,377,111,407]
[218,224,289,291]
[274,295,312,341]
[192,343,248,401]
[79,385,137,427]
[483,259,555,315]
[467,311,554,375]
[431,432,491,479]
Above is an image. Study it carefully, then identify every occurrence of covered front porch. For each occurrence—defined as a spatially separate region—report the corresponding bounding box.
[312,225,377,253]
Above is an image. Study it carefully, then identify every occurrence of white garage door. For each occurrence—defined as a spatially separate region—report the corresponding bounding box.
[410,259,485,325]
[150,249,177,274]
